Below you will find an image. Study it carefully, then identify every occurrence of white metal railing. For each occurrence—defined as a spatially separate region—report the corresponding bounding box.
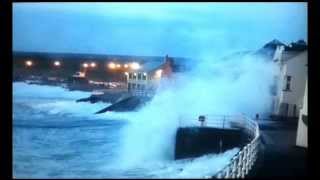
[178,115,260,178]
[214,115,260,179]
[178,115,246,130]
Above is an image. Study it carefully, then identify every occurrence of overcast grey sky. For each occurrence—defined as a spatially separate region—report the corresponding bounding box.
[13,2,307,57]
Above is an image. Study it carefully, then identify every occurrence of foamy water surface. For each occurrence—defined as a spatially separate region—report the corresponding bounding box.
[13,82,239,178]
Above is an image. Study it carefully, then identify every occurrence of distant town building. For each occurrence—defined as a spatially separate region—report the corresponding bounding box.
[125,55,174,97]
[13,51,190,83]
[69,71,89,85]
[271,40,308,119]
[73,71,86,78]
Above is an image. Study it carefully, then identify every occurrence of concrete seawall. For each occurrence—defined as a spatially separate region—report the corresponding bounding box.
[175,127,250,160]
[95,96,152,113]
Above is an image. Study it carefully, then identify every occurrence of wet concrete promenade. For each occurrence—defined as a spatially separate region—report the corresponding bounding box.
[248,119,307,177]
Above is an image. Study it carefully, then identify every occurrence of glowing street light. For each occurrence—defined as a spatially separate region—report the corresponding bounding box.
[155,69,163,78]
[25,60,33,67]
[116,64,121,68]
[124,64,129,68]
[83,63,89,68]
[143,72,147,76]
[90,62,96,68]
[108,62,116,69]
[130,62,140,70]
[124,72,129,81]
[54,61,61,67]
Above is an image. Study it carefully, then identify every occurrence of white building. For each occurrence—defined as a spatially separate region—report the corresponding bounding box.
[296,78,308,148]
[272,41,308,119]
[125,55,174,97]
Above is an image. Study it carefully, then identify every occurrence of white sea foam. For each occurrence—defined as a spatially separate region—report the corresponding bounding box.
[13,82,91,100]
[13,52,276,178]
[13,82,111,119]
[151,147,239,178]
[101,148,239,178]
[114,54,277,171]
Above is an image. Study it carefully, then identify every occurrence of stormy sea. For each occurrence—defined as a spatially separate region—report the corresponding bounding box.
[13,82,239,178]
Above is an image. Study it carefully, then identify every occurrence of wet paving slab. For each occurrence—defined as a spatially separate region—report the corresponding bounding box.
[248,119,307,177]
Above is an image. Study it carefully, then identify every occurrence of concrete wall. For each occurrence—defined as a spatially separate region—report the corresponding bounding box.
[126,57,173,93]
[273,51,307,118]
[174,127,250,160]
[296,78,308,148]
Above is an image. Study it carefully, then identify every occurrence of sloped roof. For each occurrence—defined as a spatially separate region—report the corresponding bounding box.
[263,39,286,49]
[285,42,307,51]
[139,60,164,72]
[255,39,307,61]
[281,50,307,62]
[253,39,286,60]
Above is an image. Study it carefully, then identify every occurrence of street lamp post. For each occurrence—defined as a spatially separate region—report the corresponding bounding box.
[54,61,61,67]
[52,60,61,80]
[108,62,116,69]
[82,63,89,75]
[83,63,89,68]
[25,60,33,67]
[124,72,129,81]
[90,62,96,68]
[130,62,140,70]
[24,60,33,80]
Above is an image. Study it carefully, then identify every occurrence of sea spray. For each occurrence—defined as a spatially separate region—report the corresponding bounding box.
[114,53,278,169]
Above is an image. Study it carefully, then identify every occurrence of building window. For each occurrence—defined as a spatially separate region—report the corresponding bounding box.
[293,104,297,117]
[283,75,291,91]
[142,73,147,80]
[284,103,289,117]
[138,73,142,80]
[280,103,289,117]
[128,83,131,91]
[270,76,278,95]
[302,115,308,126]
[129,73,133,79]
[270,83,277,95]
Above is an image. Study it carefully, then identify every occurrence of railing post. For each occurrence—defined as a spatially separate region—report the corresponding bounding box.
[232,158,237,178]
[237,151,243,178]
[210,115,260,178]
[247,144,252,170]
[216,172,222,179]
[245,146,250,175]
[242,146,247,177]
[251,143,255,168]
[225,166,230,178]
[223,115,226,129]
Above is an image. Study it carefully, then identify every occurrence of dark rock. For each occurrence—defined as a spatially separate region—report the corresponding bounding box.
[76,95,101,104]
